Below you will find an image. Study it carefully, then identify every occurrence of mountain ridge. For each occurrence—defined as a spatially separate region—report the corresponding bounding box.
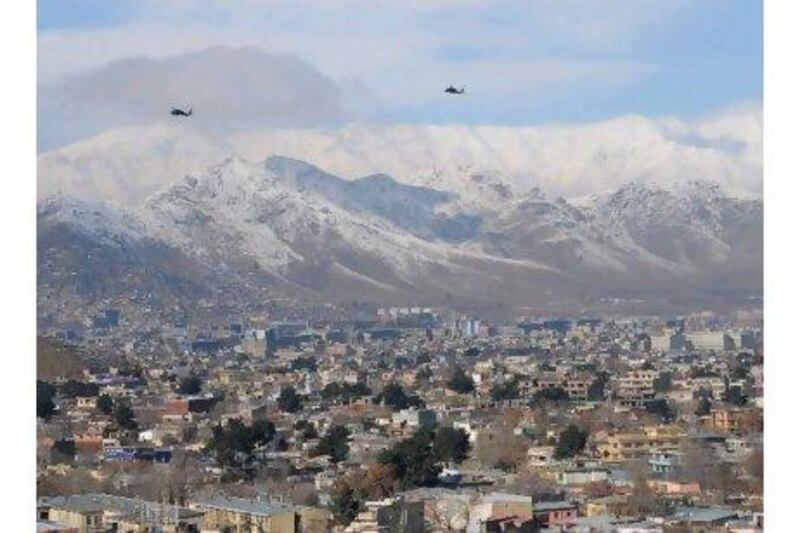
[38,153,762,316]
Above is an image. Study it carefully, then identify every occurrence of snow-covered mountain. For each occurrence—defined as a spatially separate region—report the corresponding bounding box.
[38,105,762,205]
[38,152,762,312]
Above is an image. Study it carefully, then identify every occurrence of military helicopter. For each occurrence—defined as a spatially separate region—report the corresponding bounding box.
[444,85,466,95]
[170,107,193,117]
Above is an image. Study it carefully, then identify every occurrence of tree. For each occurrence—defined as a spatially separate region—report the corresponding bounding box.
[60,379,100,398]
[554,425,588,460]
[722,386,748,406]
[433,427,471,464]
[277,386,303,413]
[645,399,675,423]
[323,382,372,404]
[415,367,433,387]
[51,439,76,464]
[205,418,275,467]
[178,375,203,395]
[534,387,569,403]
[295,420,318,441]
[475,424,528,472]
[588,372,609,401]
[356,463,398,500]
[96,394,114,415]
[37,380,57,420]
[321,382,343,402]
[331,480,360,526]
[446,367,475,394]
[114,402,138,430]
[626,459,658,515]
[375,383,423,412]
[744,447,763,491]
[378,428,441,489]
[251,419,276,446]
[695,395,712,416]
[291,356,317,372]
[653,372,672,393]
[463,347,481,357]
[313,425,351,463]
[491,380,520,402]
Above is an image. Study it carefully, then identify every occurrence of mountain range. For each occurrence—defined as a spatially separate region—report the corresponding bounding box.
[38,146,763,314]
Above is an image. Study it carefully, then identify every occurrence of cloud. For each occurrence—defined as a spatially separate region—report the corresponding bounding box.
[37,1,692,126]
[38,103,763,204]
[38,46,347,150]
[227,103,763,198]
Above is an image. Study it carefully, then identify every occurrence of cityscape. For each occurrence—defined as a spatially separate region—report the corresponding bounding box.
[36,303,764,532]
[34,1,764,532]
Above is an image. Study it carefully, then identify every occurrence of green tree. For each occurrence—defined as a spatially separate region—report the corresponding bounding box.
[433,427,471,464]
[51,439,75,464]
[379,428,441,488]
[313,425,351,463]
[295,420,318,441]
[37,380,57,420]
[96,394,114,415]
[331,480,360,526]
[645,399,674,422]
[653,372,672,393]
[251,419,276,446]
[588,372,609,401]
[722,385,748,406]
[60,379,100,398]
[554,425,588,460]
[322,382,343,402]
[114,402,138,430]
[277,386,303,413]
[178,375,203,395]
[534,387,569,403]
[695,395,712,416]
[491,380,520,402]
[205,418,275,467]
[447,367,475,394]
[374,383,423,411]
[291,356,317,372]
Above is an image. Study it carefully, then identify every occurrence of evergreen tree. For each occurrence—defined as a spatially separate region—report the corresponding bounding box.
[554,425,588,459]
[447,367,475,394]
[277,386,303,413]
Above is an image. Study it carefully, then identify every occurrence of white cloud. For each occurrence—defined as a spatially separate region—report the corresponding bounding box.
[38,103,762,204]
[37,0,690,142]
[38,46,347,151]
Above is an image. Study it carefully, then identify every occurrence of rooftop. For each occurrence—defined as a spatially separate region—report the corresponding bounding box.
[192,495,295,517]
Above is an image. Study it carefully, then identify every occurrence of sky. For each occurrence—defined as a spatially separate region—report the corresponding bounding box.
[37,1,762,147]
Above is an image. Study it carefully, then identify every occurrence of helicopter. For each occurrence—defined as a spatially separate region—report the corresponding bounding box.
[170,107,193,117]
[444,85,466,95]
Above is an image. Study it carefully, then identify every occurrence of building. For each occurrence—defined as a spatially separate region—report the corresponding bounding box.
[38,494,203,533]
[192,496,295,532]
[531,501,578,529]
[595,426,684,462]
[584,495,629,517]
[648,450,684,476]
[471,493,533,529]
[617,370,657,407]
[392,408,437,429]
[191,495,330,533]
[704,407,762,434]
[559,467,610,485]
[344,498,424,533]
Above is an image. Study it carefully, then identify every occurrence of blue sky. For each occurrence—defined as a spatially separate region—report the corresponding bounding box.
[38,0,762,136]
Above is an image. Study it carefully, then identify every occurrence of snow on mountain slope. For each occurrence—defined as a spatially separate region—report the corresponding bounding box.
[132,155,565,303]
[38,122,234,204]
[38,105,761,207]
[230,109,761,198]
[37,151,762,309]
